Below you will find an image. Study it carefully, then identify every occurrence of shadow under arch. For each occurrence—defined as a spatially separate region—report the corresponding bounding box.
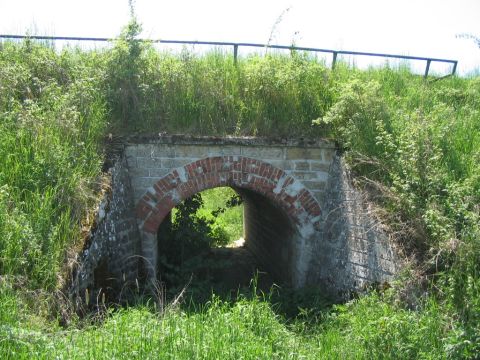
[136,156,323,288]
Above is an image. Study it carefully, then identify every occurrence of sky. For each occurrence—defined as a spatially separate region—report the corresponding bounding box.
[0,0,479,75]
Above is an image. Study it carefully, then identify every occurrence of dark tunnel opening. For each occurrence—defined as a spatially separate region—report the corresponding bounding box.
[156,186,298,297]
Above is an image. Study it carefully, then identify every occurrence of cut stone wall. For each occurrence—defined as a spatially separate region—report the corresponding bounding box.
[135,155,323,288]
[307,155,400,297]
[125,136,334,207]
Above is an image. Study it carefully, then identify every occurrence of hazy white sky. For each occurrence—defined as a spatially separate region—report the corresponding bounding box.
[1,0,479,75]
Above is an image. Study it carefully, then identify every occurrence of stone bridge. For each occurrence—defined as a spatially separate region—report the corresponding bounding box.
[72,135,400,301]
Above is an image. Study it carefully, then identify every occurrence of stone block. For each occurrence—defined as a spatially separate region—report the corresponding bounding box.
[129,168,150,178]
[136,157,162,169]
[348,237,371,253]
[310,161,331,172]
[316,172,330,182]
[348,250,369,264]
[133,144,154,157]
[286,147,323,160]
[125,155,137,168]
[293,161,310,171]
[291,171,319,181]
[149,168,170,177]
[268,160,294,170]
[161,158,192,169]
[208,145,241,156]
[311,190,325,202]
[132,177,158,190]
[175,145,209,158]
[303,180,327,191]
[323,149,336,162]
[124,147,137,158]
[151,144,175,157]
[241,146,284,160]
[348,262,371,279]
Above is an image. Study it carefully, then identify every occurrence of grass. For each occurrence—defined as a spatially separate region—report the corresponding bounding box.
[0,25,479,359]
[0,40,106,289]
[0,287,454,359]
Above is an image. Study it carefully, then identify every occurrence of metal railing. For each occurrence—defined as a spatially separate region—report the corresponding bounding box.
[0,34,458,78]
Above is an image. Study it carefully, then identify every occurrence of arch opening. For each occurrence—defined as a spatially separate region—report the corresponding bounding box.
[136,156,322,290]
[154,186,299,296]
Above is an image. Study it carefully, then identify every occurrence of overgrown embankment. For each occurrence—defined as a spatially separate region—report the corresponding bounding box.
[0,27,479,358]
[0,40,107,291]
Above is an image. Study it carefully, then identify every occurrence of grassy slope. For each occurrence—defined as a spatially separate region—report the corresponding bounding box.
[0,36,479,359]
[0,41,107,289]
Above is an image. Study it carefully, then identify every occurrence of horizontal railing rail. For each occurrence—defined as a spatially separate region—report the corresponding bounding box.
[0,34,458,78]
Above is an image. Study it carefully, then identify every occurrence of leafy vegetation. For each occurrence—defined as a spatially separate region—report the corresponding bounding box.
[0,19,479,358]
[314,69,480,358]
[0,40,106,289]
[193,187,244,245]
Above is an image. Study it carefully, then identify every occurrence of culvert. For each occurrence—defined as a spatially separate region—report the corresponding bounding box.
[71,136,401,306]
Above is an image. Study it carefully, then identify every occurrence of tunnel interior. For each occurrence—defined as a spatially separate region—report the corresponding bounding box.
[237,188,297,285]
[156,186,298,295]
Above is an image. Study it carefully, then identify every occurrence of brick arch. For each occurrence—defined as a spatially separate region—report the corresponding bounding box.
[136,156,322,235]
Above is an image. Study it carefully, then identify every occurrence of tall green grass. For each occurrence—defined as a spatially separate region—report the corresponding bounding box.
[0,41,107,289]
[0,288,456,359]
[111,50,332,136]
[103,25,334,137]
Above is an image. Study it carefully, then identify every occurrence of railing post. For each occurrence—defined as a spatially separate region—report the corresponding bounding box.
[332,52,338,69]
[424,59,431,78]
[233,44,238,65]
[452,61,458,76]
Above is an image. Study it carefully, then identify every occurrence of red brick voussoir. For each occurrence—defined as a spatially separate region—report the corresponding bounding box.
[136,156,322,234]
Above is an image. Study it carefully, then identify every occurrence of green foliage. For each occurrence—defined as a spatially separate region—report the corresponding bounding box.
[0,41,106,289]
[159,194,209,287]
[158,193,231,293]
[196,187,244,243]
[315,78,394,168]
[326,292,447,359]
[105,17,152,129]
[236,52,333,136]
[0,287,463,359]
[313,68,480,356]
[102,47,334,136]
[156,188,244,300]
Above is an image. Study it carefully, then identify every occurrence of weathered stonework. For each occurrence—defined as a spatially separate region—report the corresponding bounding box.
[73,135,401,301]
[70,155,140,305]
[308,155,400,296]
